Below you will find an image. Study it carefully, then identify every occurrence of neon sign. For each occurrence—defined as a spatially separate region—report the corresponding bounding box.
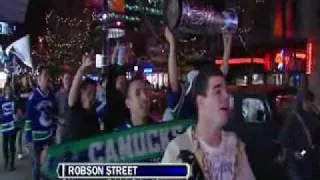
[306,42,313,74]
[275,52,306,59]
[143,68,153,73]
[215,58,264,65]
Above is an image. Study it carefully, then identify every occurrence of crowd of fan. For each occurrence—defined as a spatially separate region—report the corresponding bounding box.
[1,28,319,180]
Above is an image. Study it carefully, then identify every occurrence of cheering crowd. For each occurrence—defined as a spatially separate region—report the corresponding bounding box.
[1,27,320,180]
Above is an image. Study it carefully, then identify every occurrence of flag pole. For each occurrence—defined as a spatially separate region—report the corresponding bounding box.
[10,54,16,96]
[103,0,110,67]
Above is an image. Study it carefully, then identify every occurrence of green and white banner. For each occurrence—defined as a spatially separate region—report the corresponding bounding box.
[41,119,194,179]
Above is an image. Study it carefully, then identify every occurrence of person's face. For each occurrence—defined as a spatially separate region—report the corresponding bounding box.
[38,70,49,90]
[21,76,28,87]
[81,84,96,105]
[197,76,230,127]
[126,80,151,118]
[4,86,10,97]
[116,75,127,93]
[62,73,72,90]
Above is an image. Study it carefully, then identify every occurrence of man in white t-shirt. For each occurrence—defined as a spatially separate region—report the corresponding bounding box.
[162,66,255,180]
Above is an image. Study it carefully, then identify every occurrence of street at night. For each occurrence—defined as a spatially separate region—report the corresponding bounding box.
[1,0,320,180]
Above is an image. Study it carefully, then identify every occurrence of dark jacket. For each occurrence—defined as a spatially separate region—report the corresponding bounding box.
[103,65,130,132]
[278,106,320,179]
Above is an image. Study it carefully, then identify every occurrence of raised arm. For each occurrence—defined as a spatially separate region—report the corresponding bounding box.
[165,27,178,92]
[68,53,93,107]
[220,33,232,76]
[110,42,120,65]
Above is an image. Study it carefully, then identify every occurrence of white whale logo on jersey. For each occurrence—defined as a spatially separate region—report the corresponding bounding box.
[35,100,53,127]
[2,102,14,116]
[39,111,52,127]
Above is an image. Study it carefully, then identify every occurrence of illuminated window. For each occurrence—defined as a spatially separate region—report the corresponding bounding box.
[242,98,266,123]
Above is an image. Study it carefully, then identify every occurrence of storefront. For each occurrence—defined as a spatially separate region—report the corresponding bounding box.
[215,58,265,86]
[263,42,312,87]
[126,62,168,89]
[215,41,313,87]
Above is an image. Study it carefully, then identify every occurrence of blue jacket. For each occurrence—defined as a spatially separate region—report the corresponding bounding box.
[25,87,57,143]
[0,97,17,136]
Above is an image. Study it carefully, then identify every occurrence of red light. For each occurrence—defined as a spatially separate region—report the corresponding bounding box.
[296,53,306,59]
[116,21,121,26]
[264,53,271,71]
[286,0,293,38]
[215,58,265,65]
[306,42,313,74]
[275,52,306,59]
[274,0,283,37]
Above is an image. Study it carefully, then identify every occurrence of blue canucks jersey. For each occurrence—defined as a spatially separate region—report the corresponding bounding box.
[25,87,57,143]
[0,97,16,136]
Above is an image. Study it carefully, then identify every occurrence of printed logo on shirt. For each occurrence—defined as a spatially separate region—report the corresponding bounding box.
[205,154,235,180]
[2,102,14,116]
[35,100,54,127]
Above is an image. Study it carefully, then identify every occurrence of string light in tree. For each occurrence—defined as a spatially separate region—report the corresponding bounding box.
[42,9,93,69]
[86,0,163,15]
[125,4,163,15]
[95,12,141,22]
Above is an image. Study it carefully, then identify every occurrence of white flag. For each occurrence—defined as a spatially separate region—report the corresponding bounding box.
[117,45,126,66]
[6,35,32,68]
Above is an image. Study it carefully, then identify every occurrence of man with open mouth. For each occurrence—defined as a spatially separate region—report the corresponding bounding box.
[162,66,255,180]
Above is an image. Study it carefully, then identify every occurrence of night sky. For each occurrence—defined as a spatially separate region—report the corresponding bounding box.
[24,0,87,44]
[25,0,52,43]
[20,0,227,48]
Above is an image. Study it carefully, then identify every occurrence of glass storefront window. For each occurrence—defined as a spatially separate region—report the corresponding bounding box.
[242,98,267,123]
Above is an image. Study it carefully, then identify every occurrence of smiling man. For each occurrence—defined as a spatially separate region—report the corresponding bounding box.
[116,77,153,129]
[162,66,255,180]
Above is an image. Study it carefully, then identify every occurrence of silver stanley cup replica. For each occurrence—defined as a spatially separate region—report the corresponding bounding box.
[166,0,238,34]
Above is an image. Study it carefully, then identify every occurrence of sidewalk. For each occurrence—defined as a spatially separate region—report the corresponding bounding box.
[0,135,32,180]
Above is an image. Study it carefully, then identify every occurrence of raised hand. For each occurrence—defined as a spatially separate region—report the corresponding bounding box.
[223,33,233,48]
[221,33,232,76]
[81,52,94,69]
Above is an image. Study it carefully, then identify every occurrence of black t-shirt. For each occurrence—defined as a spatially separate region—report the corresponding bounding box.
[103,64,130,132]
[104,89,130,132]
[61,102,99,143]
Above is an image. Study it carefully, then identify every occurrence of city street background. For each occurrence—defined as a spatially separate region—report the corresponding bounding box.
[0,135,32,180]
